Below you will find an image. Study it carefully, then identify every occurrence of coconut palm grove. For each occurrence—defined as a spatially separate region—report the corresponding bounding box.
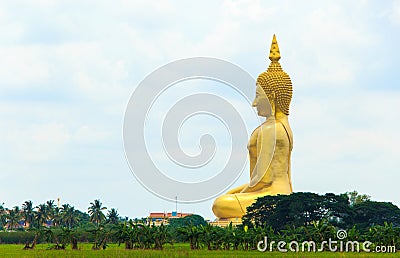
[0,191,399,255]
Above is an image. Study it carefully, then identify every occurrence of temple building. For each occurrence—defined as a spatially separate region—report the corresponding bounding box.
[147,211,193,226]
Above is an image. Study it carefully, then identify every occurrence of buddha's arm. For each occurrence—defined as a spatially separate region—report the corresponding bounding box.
[249,148,257,178]
[241,123,275,192]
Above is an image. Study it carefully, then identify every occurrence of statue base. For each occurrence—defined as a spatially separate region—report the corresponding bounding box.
[209,218,242,227]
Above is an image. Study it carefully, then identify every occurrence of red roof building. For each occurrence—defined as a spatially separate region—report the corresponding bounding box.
[147,211,193,225]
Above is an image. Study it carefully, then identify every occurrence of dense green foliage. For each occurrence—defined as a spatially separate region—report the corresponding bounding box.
[242,192,400,231]
[0,192,399,253]
[169,214,207,228]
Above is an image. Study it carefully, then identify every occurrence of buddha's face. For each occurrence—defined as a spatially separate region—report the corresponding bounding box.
[252,84,271,117]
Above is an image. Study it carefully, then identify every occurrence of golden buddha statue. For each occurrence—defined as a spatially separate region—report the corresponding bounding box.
[212,35,293,219]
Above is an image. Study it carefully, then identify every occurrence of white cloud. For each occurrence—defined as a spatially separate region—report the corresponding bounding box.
[389,0,400,25]
[8,122,70,163]
[0,1,399,219]
[0,46,50,87]
[73,125,111,144]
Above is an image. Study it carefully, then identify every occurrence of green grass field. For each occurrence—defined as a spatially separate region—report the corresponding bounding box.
[0,243,398,258]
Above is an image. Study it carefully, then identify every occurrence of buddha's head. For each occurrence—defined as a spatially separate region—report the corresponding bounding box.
[253,35,293,117]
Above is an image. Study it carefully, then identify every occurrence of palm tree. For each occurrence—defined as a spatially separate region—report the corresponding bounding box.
[45,200,56,226]
[114,220,136,249]
[35,204,47,228]
[22,201,35,228]
[137,222,153,249]
[367,222,398,246]
[7,206,21,229]
[305,219,335,242]
[52,206,61,227]
[280,224,306,243]
[199,224,215,250]
[0,203,7,230]
[60,204,79,228]
[179,225,202,250]
[152,223,168,249]
[88,200,107,226]
[107,208,119,224]
[59,226,78,250]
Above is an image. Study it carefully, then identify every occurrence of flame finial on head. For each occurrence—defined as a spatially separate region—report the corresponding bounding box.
[269,34,281,62]
[257,34,292,115]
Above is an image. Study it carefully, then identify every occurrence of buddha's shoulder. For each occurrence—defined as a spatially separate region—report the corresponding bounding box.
[251,119,289,135]
[260,119,277,131]
[257,120,289,135]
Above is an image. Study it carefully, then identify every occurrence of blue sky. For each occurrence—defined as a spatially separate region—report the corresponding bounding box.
[1,1,400,220]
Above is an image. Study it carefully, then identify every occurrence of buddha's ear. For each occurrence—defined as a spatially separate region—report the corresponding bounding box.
[270,100,276,117]
[268,91,276,116]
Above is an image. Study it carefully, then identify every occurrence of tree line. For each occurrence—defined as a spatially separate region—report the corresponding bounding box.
[0,199,119,231]
[0,191,399,252]
[242,191,400,230]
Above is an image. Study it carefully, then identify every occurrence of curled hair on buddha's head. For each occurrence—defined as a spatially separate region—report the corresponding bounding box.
[256,34,293,116]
